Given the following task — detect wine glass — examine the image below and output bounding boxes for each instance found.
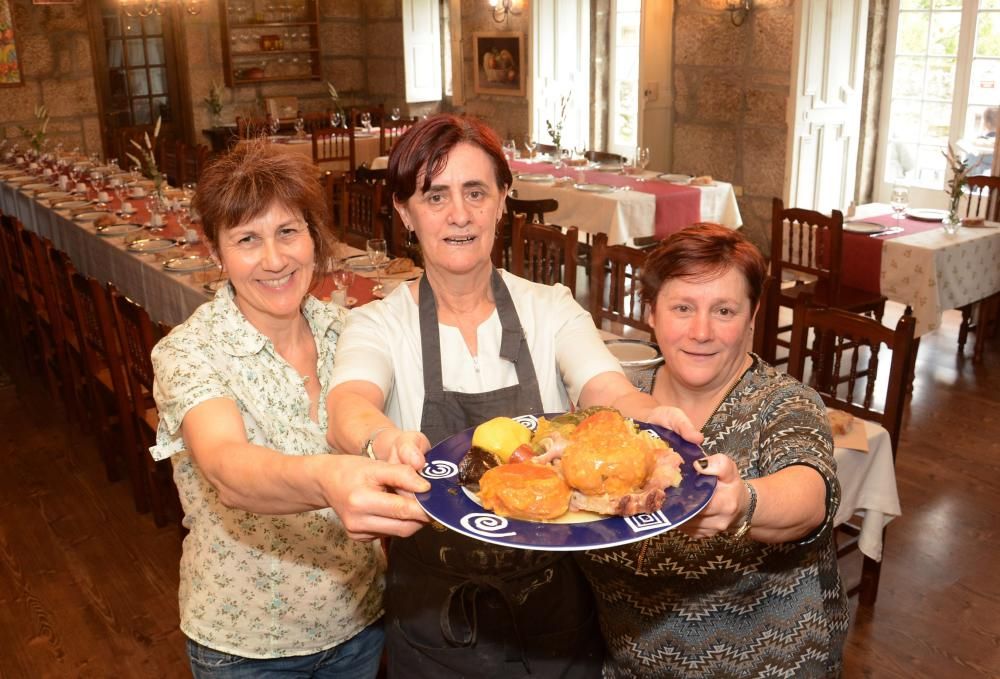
[331,263,356,305]
[366,238,387,292]
[502,138,517,163]
[523,135,537,161]
[294,115,305,138]
[90,170,107,208]
[634,147,651,181]
[390,107,401,122]
[269,116,281,137]
[360,111,372,132]
[330,110,344,128]
[890,184,909,227]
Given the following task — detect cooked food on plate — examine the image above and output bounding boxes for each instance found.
[384,257,414,274]
[826,408,854,436]
[463,407,683,520]
[689,175,714,186]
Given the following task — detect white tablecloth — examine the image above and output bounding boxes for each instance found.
[240,132,382,174]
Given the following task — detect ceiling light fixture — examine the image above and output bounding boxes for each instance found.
[488,0,520,24]
[726,0,752,27]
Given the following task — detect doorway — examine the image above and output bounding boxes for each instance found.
[86,0,189,162]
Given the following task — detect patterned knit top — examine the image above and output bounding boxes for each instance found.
[576,354,849,678]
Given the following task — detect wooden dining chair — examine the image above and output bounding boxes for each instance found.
[111,287,181,528]
[179,143,211,184]
[379,116,417,155]
[957,174,1000,360]
[46,247,88,426]
[312,126,355,174]
[585,150,626,164]
[300,110,330,134]
[787,297,916,607]
[0,214,33,365]
[339,173,386,249]
[157,138,185,186]
[588,232,651,335]
[510,214,579,295]
[68,272,135,489]
[19,229,68,405]
[766,197,888,366]
[496,195,560,269]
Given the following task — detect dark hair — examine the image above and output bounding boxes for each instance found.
[640,223,767,311]
[193,140,335,288]
[387,114,512,203]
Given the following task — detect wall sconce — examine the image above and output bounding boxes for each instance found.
[726,0,752,27]
[488,0,520,24]
[120,0,202,17]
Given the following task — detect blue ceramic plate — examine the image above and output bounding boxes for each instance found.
[414,413,716,551]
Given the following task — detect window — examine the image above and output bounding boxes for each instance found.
[878,0,1000,203]
[608,0,641,159]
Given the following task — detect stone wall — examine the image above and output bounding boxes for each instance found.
[671,0,794,253]
[0,0,102,156]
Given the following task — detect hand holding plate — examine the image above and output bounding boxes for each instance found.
[677,453,744,539]
[643,404,704,444]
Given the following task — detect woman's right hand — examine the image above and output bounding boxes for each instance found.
[380,429,431,471]
[320,455,431,541]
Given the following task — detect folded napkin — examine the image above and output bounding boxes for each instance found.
[828,408,868,453]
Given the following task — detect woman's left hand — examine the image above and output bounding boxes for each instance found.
[676,453,746,539]
[644,405,704,444]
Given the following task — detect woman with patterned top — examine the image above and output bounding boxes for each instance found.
[577,223,849,678]
[150,142,430,678]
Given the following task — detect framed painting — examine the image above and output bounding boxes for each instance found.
[32,1,79,4]
[0,0,22,87]
[473,32,526,97]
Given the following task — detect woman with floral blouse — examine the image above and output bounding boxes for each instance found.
[150,142,429,678]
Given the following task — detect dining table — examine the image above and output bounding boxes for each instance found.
[508,158,743,246]
[840,203,1000,336]
[0,161,417,327]
[240,129,383,175]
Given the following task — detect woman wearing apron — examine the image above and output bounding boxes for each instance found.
[327,114,701,677]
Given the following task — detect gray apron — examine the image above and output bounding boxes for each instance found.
[384,271,604,678]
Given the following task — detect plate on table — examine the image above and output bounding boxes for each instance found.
[905,208,948,222]
[23,182,53,192]
[594,163,623,172]
[844,220,889,234]
[53,199,91,210]
[343,253,381,272]
[38,191,71,201]
[163,255,216,273]
[284,138,311,145]
[73,211,111,223]
[96,222,144,238]
[574,183,616,193]
[7,175,34,184]
[127,237,177,253]
[517,173,556,183]
[414,413,716,551]
[658,173,692,184]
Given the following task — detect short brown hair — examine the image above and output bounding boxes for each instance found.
[640,223,767,311]
[387,114,512,203]
[193,141,335,287]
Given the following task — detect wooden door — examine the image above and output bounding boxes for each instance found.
[786,0,869,213]
[87,0,189,162]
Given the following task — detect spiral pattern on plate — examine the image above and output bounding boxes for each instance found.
[459,512,516,538]
[421,460,458,479]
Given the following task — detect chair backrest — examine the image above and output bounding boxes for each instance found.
[380,116,417,155]
[770,197,845,306]
[19,228,53,316]
[312,126,355,170]
[69,273,129,400]
[496,195,560,268]
[179,143,211,184]
[963,174,1000,221]
[355,166,387,184]
[786,298,916,454]
[47,248,79,345]
[300,111,330,134]
[752,275,777,360]
[339,176,386,249]
[588,232,651,334]
[510,214,578,294]
[110,286,158,422]
[0,213,26,292]
[157,138,185,186]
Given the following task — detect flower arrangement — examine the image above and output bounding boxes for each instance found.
[126,116,165,195]
[19,105,49,153]
[943,143,979,219]
[327,81,346,123]
[545,93,570,149]
[204,81,225,119]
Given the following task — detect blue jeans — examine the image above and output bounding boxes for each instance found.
[186,621,384,679]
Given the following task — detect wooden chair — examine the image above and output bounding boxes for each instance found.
[510,214,579,295]
[312,126,355,173]
[0,214,33,364]
[157,138,184,186]
[496,195,560,269]
[379,116,417,155]
[45,247,88,426]
[65,272,135,487]
[339,174,386,249]
[585,150,626,164]
[787,298,916,608]
[957,174,1000,360]
[18,229,68,404]
[111,287,181,528]
[179,143,211,185]
[588,232,651,334]
[299,111,330,135]
[766,197,887,365]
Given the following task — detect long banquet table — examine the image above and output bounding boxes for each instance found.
[509,159,743,246]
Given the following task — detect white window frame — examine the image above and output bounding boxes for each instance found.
[402,0,443,103]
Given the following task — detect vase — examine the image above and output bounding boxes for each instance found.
[211,111,224,128]
[942,194,962,235]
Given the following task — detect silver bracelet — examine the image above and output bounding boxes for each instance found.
[731,479,757,539]
[362,425,393,460]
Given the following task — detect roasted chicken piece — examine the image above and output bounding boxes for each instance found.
[478,463,571,521]
[560,410,656,497]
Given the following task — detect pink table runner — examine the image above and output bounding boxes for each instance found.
[509,160,701,237]
[841,214,945,294]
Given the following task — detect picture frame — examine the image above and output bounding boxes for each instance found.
[473,32,526,97]
[31,0,79,4]
[0,0,22,87]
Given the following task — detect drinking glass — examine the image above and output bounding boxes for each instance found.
[90,170,107,209]
[390,107,401,122]
[634,147,651,181]
[269,117,281,136]
[523,135,537,161]
[366,238,388,292]
[330,111,344,128]
[502,138,517,163]
[890,185,909,227]
[332,264,355,296]
[360,111,372,132]
[294,116,305,137]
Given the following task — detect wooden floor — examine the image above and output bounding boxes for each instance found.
[0,302,998,678]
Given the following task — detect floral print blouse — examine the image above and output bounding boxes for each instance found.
[150,285,384,659]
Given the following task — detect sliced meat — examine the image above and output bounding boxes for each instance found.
[569,487,666,516]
